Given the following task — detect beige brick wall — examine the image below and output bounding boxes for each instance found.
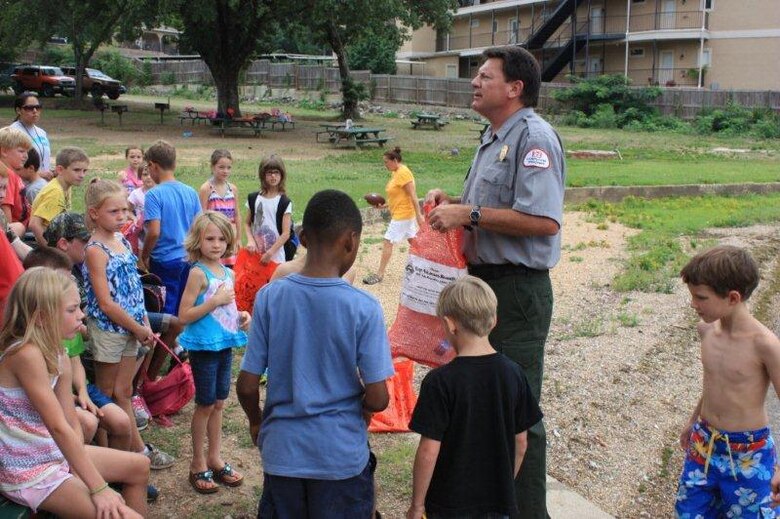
[708,0,780,31]
[707,38,780,89]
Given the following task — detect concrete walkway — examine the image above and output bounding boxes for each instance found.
[548,476,615,518]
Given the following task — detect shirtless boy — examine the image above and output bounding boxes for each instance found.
[676,245,780,518]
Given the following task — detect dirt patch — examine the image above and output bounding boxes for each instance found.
[134,211,780,518]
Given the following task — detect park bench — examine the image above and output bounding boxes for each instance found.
[355,137,390,147]
[411,113,448,130]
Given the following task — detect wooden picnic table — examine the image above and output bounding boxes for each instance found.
[318,126,389,149]
[412,113,447,130]
[211,117,264,138]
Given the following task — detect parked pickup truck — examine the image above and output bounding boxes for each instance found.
[61,67,124,100]
[11,65,75,97]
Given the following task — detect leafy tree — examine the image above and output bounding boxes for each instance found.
[31,0,158,99]
[173,0,273,116]
[0,1,34,62]
[346,26,400,75]
[302,0,456,119]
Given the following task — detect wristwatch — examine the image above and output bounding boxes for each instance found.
[470,205,482,227]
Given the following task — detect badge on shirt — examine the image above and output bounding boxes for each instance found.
[523,148,550,169]
[498,145,509,162]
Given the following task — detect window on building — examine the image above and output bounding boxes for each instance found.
[470,18,480,28]
[631,0,645,3]
[630,48,645,58]
[508,18,519,44]
[703,0,713,10]
[446,64,458,78]
[699,48,711,66]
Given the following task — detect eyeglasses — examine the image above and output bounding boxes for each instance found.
[21,105,42,112]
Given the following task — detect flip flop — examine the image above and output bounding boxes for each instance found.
[211,463,244,487]
[189,470,219,494]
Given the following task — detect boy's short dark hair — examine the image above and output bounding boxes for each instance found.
[302,190,362,243]
[22,246,73,271]
[24,147,40,171]
[482,46,541,108]
[437,275,498,336]
[56,147,89,168]
[680,245,759,300]
[144,140,176,170]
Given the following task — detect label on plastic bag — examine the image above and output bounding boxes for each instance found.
[400,255,468,316]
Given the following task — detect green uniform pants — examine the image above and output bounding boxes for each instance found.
[483,270,553,519]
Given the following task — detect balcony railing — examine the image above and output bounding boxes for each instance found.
[435,10,706,53]
[629,10,707,32]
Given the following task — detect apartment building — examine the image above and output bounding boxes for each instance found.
[396,0,780,90]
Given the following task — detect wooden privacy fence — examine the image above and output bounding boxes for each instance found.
[143,59,779,116]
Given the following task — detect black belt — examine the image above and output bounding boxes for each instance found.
[468,263,549,281]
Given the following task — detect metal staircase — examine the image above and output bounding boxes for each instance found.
[525,0,587,50]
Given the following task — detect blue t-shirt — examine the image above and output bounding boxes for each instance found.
[241,274,395,480]
[144,180,200,263]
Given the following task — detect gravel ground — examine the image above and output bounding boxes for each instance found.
[357,212,780,518]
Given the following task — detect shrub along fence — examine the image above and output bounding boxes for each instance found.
[142,59,779,117]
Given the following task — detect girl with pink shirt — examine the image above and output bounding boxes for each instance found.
[117,146,144,195]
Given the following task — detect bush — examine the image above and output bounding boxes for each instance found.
[169,84,215,101]
[138,61,153,87]
[553,75,663,129]
[553,75,661,121]
[92,50,139,85]
[694,102,779,138]
[161,71,176,86]
[623,114,691,133]
[41,45,71,66]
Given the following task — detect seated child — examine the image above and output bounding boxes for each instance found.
[22,247,134,449]
[237,189,394,518]
[29,147,88,246]
[0,268,149,517]
[0,126,33,238]
[676,245,780,518]
[19,148,45,205]
[407,275,543,519]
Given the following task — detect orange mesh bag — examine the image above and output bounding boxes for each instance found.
[234,249,278,312]
[388,204,468,367]
[369,360,418,433]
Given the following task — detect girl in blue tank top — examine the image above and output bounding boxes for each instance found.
[178,211,251,494]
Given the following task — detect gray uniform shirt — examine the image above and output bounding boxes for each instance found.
[462,107,565,270]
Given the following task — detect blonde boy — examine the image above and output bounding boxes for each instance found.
[29,147,88,245]
[0,126,32,237]
[407,275,543,519]
[676,246,780,517]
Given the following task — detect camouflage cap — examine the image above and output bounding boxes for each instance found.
[44,212,91,246]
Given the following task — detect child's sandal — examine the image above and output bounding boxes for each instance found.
[189,470,219,494]
[211,463,243,487]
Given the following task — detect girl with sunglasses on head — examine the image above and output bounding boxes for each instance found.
[11,92,52,180]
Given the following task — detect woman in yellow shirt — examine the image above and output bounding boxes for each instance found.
[363,147,424,285]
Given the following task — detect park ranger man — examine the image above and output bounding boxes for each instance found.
[427,45,565,519]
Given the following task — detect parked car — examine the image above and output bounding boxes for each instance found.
[0,62,20,93]
[11,65,75,97]
[61,67,124,100]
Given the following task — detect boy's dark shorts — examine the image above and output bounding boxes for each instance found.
[257,458,374,519]
[87,383,114,409]
[189,348,232,406]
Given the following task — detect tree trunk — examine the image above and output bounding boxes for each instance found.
[326,22,359,120]
[208,62,242,117]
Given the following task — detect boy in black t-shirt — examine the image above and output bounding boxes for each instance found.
[407,275,543,519]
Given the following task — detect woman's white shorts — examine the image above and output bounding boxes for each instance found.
[384,218,418,244]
